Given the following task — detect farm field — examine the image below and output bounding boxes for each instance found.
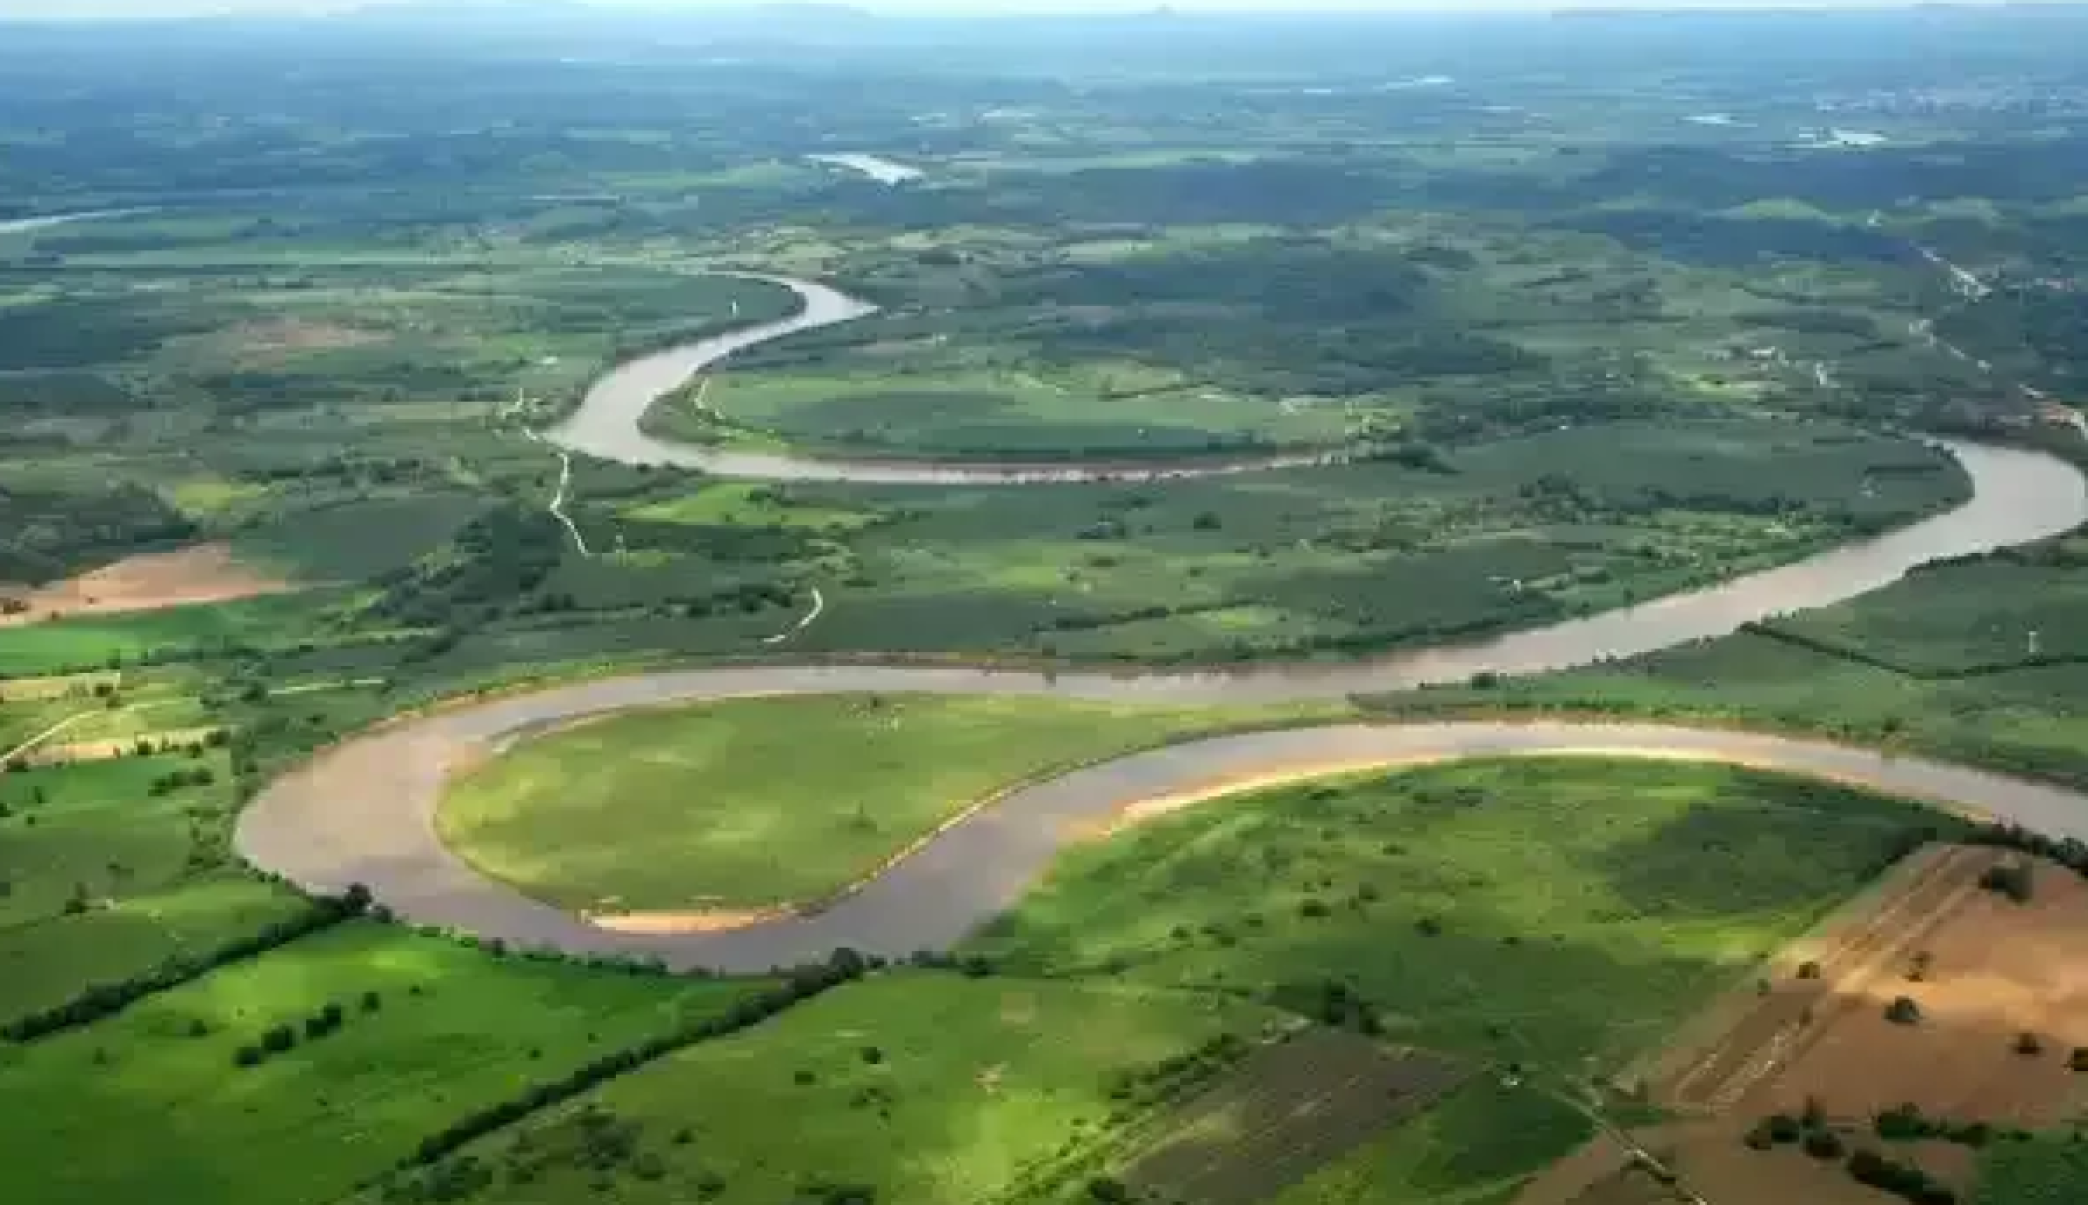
[1121,1028,1468,1205]
[1271,1079,1593,1205]
[0,922,765,1205]
[359,973,1287,1205]
[0,748,317,1025]
[438,693,1345,914]
[1515,841,2088,1205]
[969,758,1951,1070]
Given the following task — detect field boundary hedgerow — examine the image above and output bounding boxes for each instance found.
[0,884,371,1042]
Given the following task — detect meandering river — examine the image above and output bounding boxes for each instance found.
[240,273,2088,971]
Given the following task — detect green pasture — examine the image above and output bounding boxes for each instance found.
[0,923,762,1205]
[971,757,1949,1070]
[365,972,1278,1205]
[439,693,1343,912]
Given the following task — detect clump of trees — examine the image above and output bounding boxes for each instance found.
[1748,1101,1964,1204]
[232,1001,357,1068]
[1846,1149,1958,1205]
[1872,1103,2023,1148]
[148,766,216,796]
[1103,1031,1251,1109]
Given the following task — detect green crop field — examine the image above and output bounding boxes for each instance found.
[1266,1079,1593,1205]
[0,922,765,1205]
[440,693,1341,912]
[971,758,1949,1069]
[1974,1133,2088,1205]
[0,751,314,1025]
[360,972,1284,1205]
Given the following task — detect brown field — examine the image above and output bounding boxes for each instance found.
[23,726,226,767]
[1525,842,2088,1205]
[1124,1028,1467,1205]
[223,318,385,364]
[1657,844,2088,1125]
[0,544,292,627]
[0,671,123,703]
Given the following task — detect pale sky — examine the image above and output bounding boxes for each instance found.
[0,0,2047,19]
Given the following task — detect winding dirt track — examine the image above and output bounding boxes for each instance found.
[236,273,2088,972]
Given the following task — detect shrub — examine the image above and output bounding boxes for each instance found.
[1766,1113,1802,1144]
[1797,960,1823,980]
[1980,861,2035,904]
[1885,996,1923,1026]
[1805,1129,1847,1160]
[860,1045,884,1066]
[2016,1031,2043,1056]
[1846,1146,1957,1204]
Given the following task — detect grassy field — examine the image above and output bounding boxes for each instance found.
[645,358,1352,459]
[439,693,1343,913]
[0,750,315,1025]
[360,972,1283,1205]
[969,757,1949,1071]
[1975,1133,2088,1204]
[0,922,763,1205]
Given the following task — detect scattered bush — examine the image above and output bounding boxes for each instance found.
[2016,1031,2044,1056]
[1980,861,2036,904]
[1885,996,1923,1026]
[1805,1129,1847,1160]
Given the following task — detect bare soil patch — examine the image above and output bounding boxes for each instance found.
[1528,842,2088,1205]
[1124,1029,1467,1205]
[223,318,385,363]
[583,906,791,935]
[24,726,225,767]
[1652,843,2088,1126]
[0,544,292,627]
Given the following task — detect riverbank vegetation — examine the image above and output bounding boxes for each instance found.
[1363,528,2088,794]
[9,8,2088,1205]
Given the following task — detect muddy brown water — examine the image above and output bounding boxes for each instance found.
[239,274,2088,972]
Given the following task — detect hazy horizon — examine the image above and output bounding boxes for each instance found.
[1,0,2068,20]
